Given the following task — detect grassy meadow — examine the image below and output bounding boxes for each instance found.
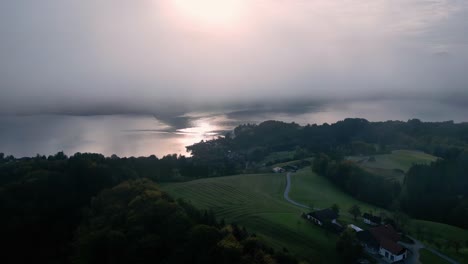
[410,220,468,263]
[347,150,438,182]
[287,168,390,224]
[348,150,438,172]
[419,248,452,264]
[162,173,340,263]
[162,153,467,263]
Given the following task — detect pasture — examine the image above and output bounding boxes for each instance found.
[162,164,467,263]
[287,168,390,223]
[419,249,451,264]
[410,220,468,264]
[162,173,340,263]
[347,150,437,172]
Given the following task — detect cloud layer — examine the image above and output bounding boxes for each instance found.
[1,0,467,115]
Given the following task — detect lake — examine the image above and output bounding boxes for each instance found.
[1,100,466,157]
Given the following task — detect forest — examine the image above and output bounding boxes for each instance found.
[187,118,468,175]
[0,154,298,263]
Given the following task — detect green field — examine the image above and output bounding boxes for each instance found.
[362,166,406,182]
[162,163,467,263]
[348,150,438,172]
[410,220,468,264]
[270,157,314,169]
[162,173,340,263]
[288,168,390,224]
[420,248,451,264]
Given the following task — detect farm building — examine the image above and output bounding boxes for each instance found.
[307,208,338,226]
[363,213,382,226]
[357,225,407,263]
[272,167,285,173]
[348,224,363,232]
[306,208,343,232]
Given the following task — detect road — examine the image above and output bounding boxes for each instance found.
[406,236,460,264]
[399,239,424,264]
[283,172,310,209]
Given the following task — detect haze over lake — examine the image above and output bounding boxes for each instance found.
[2,100,466,158]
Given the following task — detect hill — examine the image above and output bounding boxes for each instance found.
[347,150,438,182]
[348,149,438,171]
[162,173,340,263]
[162,168,468,263]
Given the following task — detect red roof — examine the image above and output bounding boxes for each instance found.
[370,225,400,242]
[380,238,405,255]
[370,225,405,255]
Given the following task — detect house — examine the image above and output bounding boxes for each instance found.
[357,230,380,255]
[363,213,382,226]
[378,238,407,263]
[306,208,338,226]
[306,208,343,232]
[357,225,407,263]
[272,167,285,173]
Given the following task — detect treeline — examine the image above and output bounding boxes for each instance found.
[0,154,300,264]
[312,154,401,208]
[0,151,216,184]
[401,150,468,228]
[188,119,468,171]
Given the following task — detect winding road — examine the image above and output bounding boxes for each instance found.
[283,172,311,209]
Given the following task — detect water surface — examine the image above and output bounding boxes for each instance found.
[1,100,466,157]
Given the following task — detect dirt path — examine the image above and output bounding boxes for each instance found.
[399,239,424,264]
[406,236,460,264]
[283,172,310,209]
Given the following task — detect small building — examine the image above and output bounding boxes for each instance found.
[306,208,343,233]
[348,224,363,232]
[272,167,285,173]
[306,208,338,226]
[363,213,382,226]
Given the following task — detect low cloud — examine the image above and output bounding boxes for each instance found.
[0,0,467,118]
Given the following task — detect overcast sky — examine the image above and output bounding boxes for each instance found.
[1,0,467,116]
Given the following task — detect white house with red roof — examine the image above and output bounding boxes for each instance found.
[357,225,407,263]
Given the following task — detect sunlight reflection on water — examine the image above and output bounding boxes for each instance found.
[0,100,466,157]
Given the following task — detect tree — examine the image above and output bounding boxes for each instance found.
[312,153,330,175]
[451,240,461,253]
[294,147,308,160]
[332,204,340,214]
[349,205,361,221]
[393,211,410,231]
[336,228,363,262]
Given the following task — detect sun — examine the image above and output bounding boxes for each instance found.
[167,0,248,30]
